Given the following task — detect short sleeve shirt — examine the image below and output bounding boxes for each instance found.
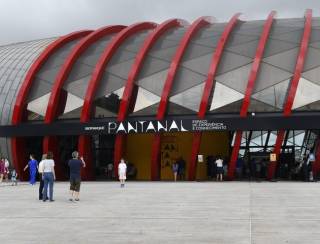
[43,159,55,173]
[118,163,127,174]
[68,159,82,180]
[216,159,223,167]
[38,160,44,173]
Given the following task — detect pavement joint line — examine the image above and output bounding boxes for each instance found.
[249,182,252,244]
[0,216,252,220]
[2,216,320,221]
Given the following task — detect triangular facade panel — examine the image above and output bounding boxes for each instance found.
[27,93,51,116]
[263,39,299,58]
[253,63,292,93]
[270,29,303,44]
[248,98,281,112]
[226,40,259,58]
[252,79,289,109]
[95,73,126,99]
[302,65,320,86]
[303,47,320,72]
[181,53,212,76]
[182,44,214,62]
[64,93,84,114]
[292,77,320,109]
[137,69,169,96]
[216,51,252,75]
[170,67,206,96]
[169,83,205,112]
[209,82,244,111]
[137,56,170,79]
[133,87,161,112]
[216,63,252,94]
[263,48,299,72]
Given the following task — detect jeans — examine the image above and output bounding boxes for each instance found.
[39,173,45,200]
[43,172,54,201]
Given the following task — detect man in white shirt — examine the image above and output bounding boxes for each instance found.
[118,159,127,188]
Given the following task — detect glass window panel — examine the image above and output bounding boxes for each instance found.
[249,147,263,152]
[293,132,305,147]
[239,149,245,156]
[268,131,277,146]
[261,131,268,145]
[241,135,247,146]
[92,87,124,118]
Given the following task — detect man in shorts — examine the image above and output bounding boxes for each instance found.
[68,151,86,201]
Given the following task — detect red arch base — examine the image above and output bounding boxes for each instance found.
[78,135,94,180]
[187,14,241,181]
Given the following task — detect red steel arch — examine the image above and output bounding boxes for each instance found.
[188,13,241,181]
[11,30,92,180]
[113,19,187,180]
[267,9,312,180]
[42,25,126,180]
[227,11,276,180]
[148,17,213,180]
[78,22,157,179]
[117,19,187,121]
[44,25,126,123]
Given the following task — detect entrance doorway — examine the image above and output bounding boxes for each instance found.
[25,136,43,162]
[232,130,319,181]
[58,135,78,178]
[92,134,115,180]
[23,136,43,180]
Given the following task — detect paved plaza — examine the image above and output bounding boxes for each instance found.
[1,181,320,243]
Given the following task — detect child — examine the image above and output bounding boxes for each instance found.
[11,169,18,186]
[118,159,127,188]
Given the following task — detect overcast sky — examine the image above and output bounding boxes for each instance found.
[1,0,320,45]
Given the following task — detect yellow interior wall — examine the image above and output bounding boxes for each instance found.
[196,131,230,180]
[125,133,152,180]
[160,132,194,180]
[124,131,229,181]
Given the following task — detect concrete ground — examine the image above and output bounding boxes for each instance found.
[0,181,320,244]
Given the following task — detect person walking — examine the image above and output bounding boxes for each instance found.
[38,154,47,200]
[177,157,186,180]
[42,152,55,202]
[172,160,179,182]
[68,151,86,202]
[106,162,113,180]
[215,156,224,181]
[4,158,10,182]
[118,159,127,188]
[23,154,38,185]
[0,158,5,183]
[11,168,18,186]
[307,152,316,181]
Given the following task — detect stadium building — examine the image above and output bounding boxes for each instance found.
[0,10,320,181]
